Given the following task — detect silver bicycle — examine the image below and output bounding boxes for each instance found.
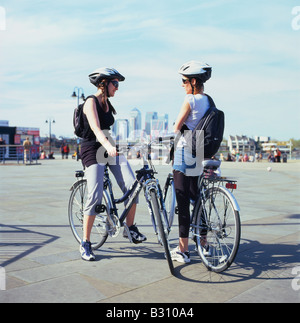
[162,146,241,272]
[68,143,175,275]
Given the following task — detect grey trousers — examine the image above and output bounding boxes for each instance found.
[84,155,137,216]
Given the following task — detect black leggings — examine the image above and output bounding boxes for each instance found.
[173,170,198,238]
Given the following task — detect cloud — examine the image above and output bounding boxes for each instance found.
[0,0,299,140]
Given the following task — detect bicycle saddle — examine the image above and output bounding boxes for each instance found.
[202,159,221,170]
[75,170,85,178]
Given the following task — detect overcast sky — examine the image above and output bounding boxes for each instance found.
[0,0,299,140]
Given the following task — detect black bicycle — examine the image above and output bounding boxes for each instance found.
[68,143,174,275]
[162,138,241,273]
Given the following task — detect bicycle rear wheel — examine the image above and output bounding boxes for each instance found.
[194,186,240,272]
[68,179,110,250]
[163,174,176,228]
[150,190,175,276]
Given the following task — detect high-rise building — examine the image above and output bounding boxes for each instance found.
[158,114,168,132]
[129,108,142,139]
[150,114,169,138]
[151,119,164,138]
[145,112,158,135]
[113,119,129,141]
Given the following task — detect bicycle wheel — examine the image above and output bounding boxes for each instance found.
[150,190,175,276]
[163,174,176,228]
[68,179,110,250]
[193,186,241,273]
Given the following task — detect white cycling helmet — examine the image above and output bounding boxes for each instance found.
[89,67,125,87]
[179,61,212,83]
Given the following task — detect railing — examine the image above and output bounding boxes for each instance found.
[0,145,39,164]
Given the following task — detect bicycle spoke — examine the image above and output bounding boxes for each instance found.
[72,195,83,209]
[194,186,240,272]
[68,180,109,250]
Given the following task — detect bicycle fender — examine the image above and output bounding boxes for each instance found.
[218,186,240,212]
[69,179,86,191]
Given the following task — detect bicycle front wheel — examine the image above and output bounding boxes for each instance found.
[68,179,110,250]
[163,174,176,228]
[194,186,241,273]
[150,190,175,276]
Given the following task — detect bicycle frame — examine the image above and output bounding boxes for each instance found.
[103,165,147,225]
[100,152,171,238]
[69,142,175,275]
[191,171,240,237]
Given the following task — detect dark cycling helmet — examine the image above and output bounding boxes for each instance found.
[179,60,212,83]
[89,67,125,87]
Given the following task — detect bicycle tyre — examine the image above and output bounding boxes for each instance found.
[150,190,175,276]
[193,186,241,273]
[68,179,110,250]
[163,174,176,228]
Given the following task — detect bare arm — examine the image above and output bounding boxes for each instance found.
[83,98,117,157]
[173,99,191,133]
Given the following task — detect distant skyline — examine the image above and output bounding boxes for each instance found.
[0,1,299,141]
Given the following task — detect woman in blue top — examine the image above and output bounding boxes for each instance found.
[171,61,212,264]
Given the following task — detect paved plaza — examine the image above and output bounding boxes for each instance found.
[0,157,299,303]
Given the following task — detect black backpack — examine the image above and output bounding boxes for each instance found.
[191,94,224,158]
[171,94,224,161]
[73,95,96,138]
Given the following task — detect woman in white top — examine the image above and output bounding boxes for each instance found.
[171,61,212,264]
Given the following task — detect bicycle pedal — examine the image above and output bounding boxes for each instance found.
[106,214,121,238]
[156,233,163,246]
[123,224,133,243]
[219,255,228,263]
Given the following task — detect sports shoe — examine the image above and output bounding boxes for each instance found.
[170,246,191,263]
[79,240,96,261]
[200,235,212,257]
[202,244,212,257]
[193,235,211,256]
[123,224,147,244]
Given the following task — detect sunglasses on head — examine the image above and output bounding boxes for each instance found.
[110,80,119,88]
[182,78,190,84]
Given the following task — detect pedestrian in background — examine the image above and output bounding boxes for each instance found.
[23,137,31,163]
[63,144,70,159]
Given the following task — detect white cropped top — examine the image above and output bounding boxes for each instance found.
[184,94,210,130]
[177,94,210,148]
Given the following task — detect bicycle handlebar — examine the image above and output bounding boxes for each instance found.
[114,135,176,166]
[157,134,175,144]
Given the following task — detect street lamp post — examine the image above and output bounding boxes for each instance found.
[45,118,55,155]
[71,87,85,107]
